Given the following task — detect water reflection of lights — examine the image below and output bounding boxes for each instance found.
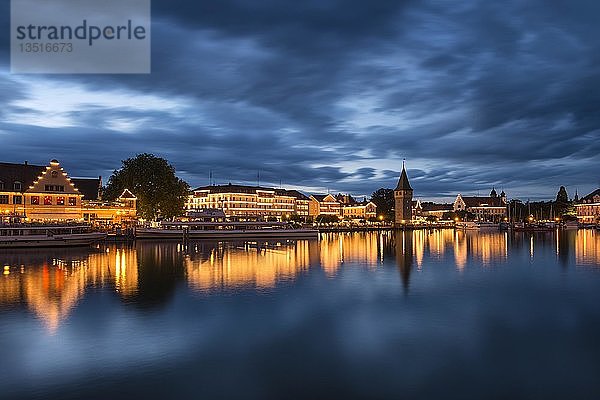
[185,240,312,291]
[576,230,600,267]
[0,246,139,333]
[2,230,599,333]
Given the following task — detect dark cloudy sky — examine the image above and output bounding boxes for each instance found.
[1,0,599,201]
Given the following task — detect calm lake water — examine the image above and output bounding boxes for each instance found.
[1,229,600,399]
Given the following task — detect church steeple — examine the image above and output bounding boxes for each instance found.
[394,160,413,225]
[395,160,412,191]
[490,187,498,197]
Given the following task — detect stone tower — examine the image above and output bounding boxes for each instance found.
[394,161,413,226]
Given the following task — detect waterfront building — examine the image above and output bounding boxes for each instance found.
[0,160,136,223]
[187,184,308,221]
[412,199,423,218]
[453,188,507,222]
[394,163,413,225]
[78,179,138,225]
[575,189,600,223]
[421,202,454,219]
[279,189,310,219]
[308,194,341,218]
[335,194,377,220]
[0,160,84,221]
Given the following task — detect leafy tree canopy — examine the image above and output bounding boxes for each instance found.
[370,188,394,221]
[556,186,569,204]
[104,153,190,220]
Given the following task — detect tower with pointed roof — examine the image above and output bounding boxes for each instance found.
[394,161,413,225]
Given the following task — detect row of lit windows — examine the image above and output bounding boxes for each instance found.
[577,206,600,215]
[0,182,22,191]
[45,184,65,192]
[0,195,77,206]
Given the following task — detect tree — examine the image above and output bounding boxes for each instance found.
[556,186,569,204]
[104,153,190,220]
[370,188,394,221]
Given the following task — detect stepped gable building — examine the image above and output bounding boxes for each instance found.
[575,189,600,223]
[187,183,309,221]
[0,159,84,221]
[0,160,136,223]
[394,162,413,225]
[453,188,507,222]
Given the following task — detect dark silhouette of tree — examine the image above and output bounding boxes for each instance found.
[104,153,190,220]
[370,188,394,221]
[556,186,569,203]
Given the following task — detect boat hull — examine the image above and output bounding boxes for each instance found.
[0,233,107,249]
[136,228,319,240]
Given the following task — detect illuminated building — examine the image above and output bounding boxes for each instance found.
[0,160,84,221]
[308,194,341,218]
[79,184,138,225]
[453,188,507,222]
[187,184,309,221]
[575,189,600,223]
[394,163,413,225]
[0,160,136,223]
[336,194,377,220]
[420,202,454,220]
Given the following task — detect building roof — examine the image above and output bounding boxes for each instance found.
[119,189,136,199]
[395,166,412,191]
[422,203,454,212]
[275,189,310,200]
[71,177,102,201]
[580,189,600,203]
[311,194,338,203]
[460,196,505,207]
[192,184,278,194]
[192,184,311,200]
[0,162,46,192]
[335,193,358,205]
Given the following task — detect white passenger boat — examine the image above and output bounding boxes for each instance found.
[136,221,319,240]
[455,221,499,231]
[0,224,107,249]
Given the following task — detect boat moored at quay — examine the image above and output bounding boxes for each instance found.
[0,224,107,249]
[455,221,499,231]
[136,221,319,240]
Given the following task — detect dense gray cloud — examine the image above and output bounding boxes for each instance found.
[0,0,599,200]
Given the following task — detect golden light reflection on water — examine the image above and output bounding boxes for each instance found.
[184,241,312,291]
[575,229,600,267]
[1,229,600,332]
[0,247,138,333]
[318,233,380,276]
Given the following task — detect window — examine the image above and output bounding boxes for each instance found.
[14,182,22,191]
[31,196,39,205]
[57,197,65,206]
[59,185,65,192]
[13,195,22,205]
[69,197,77,206]
[0,195,8,204]
[44,196,52,205]
[51,170,58,178]
[0,181,4,190]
